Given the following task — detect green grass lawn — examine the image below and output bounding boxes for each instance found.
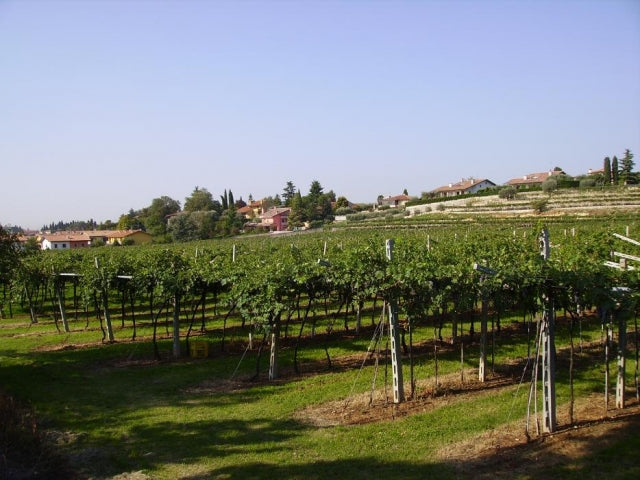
[1,308,638,479]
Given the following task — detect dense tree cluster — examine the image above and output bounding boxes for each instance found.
[602,149,636,185]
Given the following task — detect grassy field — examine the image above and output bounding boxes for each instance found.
[2,299,639,479]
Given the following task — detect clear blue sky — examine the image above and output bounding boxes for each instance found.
[1,0,639,230]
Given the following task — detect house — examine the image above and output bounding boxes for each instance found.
[237,205,254,219]
[106,230,152,246]
[40,233,90,250]
[432,178,496,198]
[259,207,291,231]
[505,170,564,188]
[84,230,117,245]
[379,194,413,208]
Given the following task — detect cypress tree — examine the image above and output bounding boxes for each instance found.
[603,157,611,185]
[612,156,619,184]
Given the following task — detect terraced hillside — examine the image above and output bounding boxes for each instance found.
[406,186,640,217]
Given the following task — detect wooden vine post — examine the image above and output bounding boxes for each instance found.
[386,239,405,403]
[539,228,557,433]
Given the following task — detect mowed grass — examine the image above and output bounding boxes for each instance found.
[0,306,637,479]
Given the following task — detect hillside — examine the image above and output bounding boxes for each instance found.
[406,186,640,217]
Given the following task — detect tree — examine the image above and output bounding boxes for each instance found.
[541,178,557,194]
[403,188,408,195]
[117,209,142,230]
[603,157,612,185]
[498,186,517,200]
[217,208,243,237]
[141,196,181,237]
[335,196,350,209]
[167,213,199,242]
[308,180,324,200]
[288,191,307,228]
[619,149,635,185]
[184,187,215,212]
[0,226,21,316]
[612,156,619,184]
[282,181,296,206]
[531,198,549,214]
[220,190,228,211]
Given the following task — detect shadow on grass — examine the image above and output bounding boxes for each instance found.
[190,458,453,480]
[173,412,640,480]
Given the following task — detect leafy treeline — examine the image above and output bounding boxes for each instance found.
[36,179,356,241]
[2,220,638,373]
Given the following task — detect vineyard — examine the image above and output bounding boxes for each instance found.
[1,215,640,478]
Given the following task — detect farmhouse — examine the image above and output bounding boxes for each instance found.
[40,233,90,250]
[106,230,152,246]
[505,170,564,188]
[432,178,496,198]
[379,194,413,208]
[259,207,291,231]
[39,230,152,249]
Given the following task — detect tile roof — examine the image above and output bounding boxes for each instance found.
[382,194,412,202]
[432,178,494,193]
[106,230,148,239]
[260,207,291,219]
[505,171,562,186]
[41,233,90,242]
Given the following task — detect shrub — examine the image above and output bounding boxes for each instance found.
[579,178,596,188]
[531,198,549,214]
[498,186,517,200]
[334,207,354,215]
[541,178,557,194]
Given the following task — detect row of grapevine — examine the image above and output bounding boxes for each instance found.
[4,224,639,417]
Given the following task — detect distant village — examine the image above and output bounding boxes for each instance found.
[4,162,631,250]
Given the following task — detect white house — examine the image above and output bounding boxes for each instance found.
[40,233,90,250]
[432,178,496,197]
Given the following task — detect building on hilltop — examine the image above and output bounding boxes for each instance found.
[378,194,414,208]
[505,170,565,188]
[431,178,496,198]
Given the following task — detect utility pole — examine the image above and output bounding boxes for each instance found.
[539,228,557,433]
[386,239,405,403]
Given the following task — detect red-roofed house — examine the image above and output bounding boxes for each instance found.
[432,178,496,198]
[505,170,564,188]
[379,194,413,208]
[259,207,291,231]
[40,233,90,250]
